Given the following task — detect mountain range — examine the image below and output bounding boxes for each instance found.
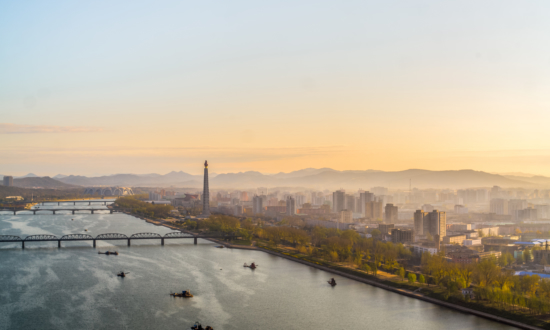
[4,168,550,190]
[48,168,550,190]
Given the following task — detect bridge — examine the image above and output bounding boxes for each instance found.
[0,209,120,215]
[0,232,237,249]
[84,187,134,196]
[40,200,113,206]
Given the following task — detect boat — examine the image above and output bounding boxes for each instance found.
[84,229,88,232]
[215,245,224,249]
[98,251,119,255]
[117,271,129,277]
[171,290,193,298]
[190,322,213,330]
[243,262,257,269]
[328,278,337,286]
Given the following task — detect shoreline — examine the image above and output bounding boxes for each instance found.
[129,212,542,330]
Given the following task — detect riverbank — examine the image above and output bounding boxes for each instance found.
[129,213,545,330]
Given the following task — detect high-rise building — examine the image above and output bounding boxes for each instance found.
[201,160,210,217]
[3,176,13,187]
[371,187,388,196]
[252,195,263,215]
[414,210,426,236]
[423,210,446,240]
[286,196,296,216]
[384,204,398,223]
[490,198,508,215]
[359,191,375,215]
[295,194,305,208]
[332,190,345,213]
[508,199,528,220]
[345,194,356,213]
[365,201,383,220]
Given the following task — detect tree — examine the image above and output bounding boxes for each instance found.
[408,273,417,284]
[363,264,371,274]
[371,229,381,238]
[399,267,405,281]
[474,258,500,287]
[418,274,426,285]
[524,249,533,263]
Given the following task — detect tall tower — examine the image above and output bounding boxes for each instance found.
[202,160,210,217]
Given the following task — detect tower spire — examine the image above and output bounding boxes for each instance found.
[201,160,210,217]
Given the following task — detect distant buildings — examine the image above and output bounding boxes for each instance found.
[490,198,508,215]
[384,204,398,223]
[379,223,395,235]
[252,195,263,215]
[149,191,161,201]
[286,196,296,216]
[2,176,13,187]
[454,205,468,214]
[414,210,446,240]
[359,191,374,215]
[391,229,413,244]
[339,209,353,223]
[332,190,345,213]
[365,201,383,220]
[508,199,528,220]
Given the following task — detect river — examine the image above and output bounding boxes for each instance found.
[0,201,517,329]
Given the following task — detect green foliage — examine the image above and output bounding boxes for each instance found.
[418,274,426,284]
[408,273,417,284]
[115,196,173,219]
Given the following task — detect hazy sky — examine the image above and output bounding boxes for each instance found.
[1,1,550,176]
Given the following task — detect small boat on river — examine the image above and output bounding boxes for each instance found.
[117,271,129,277]
[98,251,118,255]
[215,245,224,249]
[171,290,193,298]
[190,322,213,330]
[328,278,337,286]
[243,262,257,269]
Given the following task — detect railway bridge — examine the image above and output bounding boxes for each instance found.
[0,208,119,215]
[0,232,237,249]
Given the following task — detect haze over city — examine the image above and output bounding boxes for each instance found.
[2,1,550,330]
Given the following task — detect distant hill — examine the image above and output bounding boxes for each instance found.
[13,177,78,189]
[58,171,199,187]
[0,185,84,199]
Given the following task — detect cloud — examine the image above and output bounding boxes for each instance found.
[0,123,104,134]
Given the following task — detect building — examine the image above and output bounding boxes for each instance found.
[447,223,472,231]
[443,234,466,245]
[463,239,482,246]
[286,196,296,216]
[332,190,345,213]
[2,176,13,187]
[384,204,398,223]
[252,195,263,215]
[391,229,413,244]
[234,205,244,216]
[508,199,528,220]
[379,223,395,235]
[201,160,211,217]
[359,191,374,215]
[149,191,161,201]
[414,210,427,236]
[454,205,468,214]
[535,204,550,219]
[423,210,446,240]
[490,198,508,215]
[517,208,538,221]
[339,209,353,223]
[412,245,438,255]
[265,205,286,215]
[345,194,356,213]
[365,201,383,220]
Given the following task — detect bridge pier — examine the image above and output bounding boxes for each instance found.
[33,210,36,215]
[91,210,94,214]
[110,210,113,214]
[22,241,24,249]
[128,239,131,246]
[161,238,164,246]
[53,210,56,215]
[13,211,16,215]
[58,202,60,206]
[74,202,76,205]
[89,202,91,205]
[58,240,61,248]
[194,237,197,245]
[72,210,75,215]
[93,240,96,248]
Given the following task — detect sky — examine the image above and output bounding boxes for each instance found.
[1,0,550,176]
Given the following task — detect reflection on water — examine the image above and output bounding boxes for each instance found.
[0,203,517,330]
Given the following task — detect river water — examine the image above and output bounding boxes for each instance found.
[0,201,516,330]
